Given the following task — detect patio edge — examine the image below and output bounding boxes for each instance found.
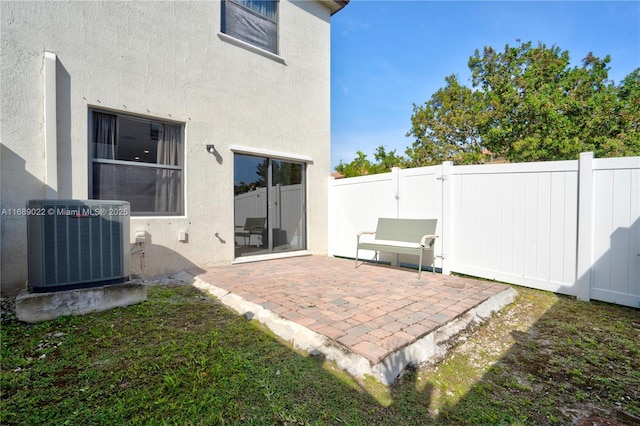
[188,272,375,380]
[371,286,519,384]
[186,271,518,386]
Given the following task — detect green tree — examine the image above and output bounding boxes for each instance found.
[613,68,640,156]
[337,41,640,176]
[465,42,639,162]
[334,146,405,178]
[371,145,406,173]
[334,151,374,177]
[406,74,486,166]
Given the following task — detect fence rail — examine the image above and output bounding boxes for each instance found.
[328,153,640,308]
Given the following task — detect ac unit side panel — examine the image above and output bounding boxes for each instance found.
[27,211,45,288]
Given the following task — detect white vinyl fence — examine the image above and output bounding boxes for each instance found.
[328,152,640,308]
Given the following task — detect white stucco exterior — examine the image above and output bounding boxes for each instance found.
[1,0,346,295]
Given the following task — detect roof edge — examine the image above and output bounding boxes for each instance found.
[330,0,349,15]
[318,0,349,16]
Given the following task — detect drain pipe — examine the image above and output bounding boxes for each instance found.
[43,52,58,198]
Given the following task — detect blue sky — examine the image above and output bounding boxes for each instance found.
[330,0,640,170]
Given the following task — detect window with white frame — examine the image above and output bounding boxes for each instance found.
[222,0,278,54]
[90,110,184,216]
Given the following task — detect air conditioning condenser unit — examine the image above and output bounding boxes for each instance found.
[27,199,131,293]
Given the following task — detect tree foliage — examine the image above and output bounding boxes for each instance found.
[334,146,405,178]
[464,42,639,162]
[336,41,640,175]
[405,74,486,167]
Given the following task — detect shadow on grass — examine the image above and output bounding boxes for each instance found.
[1,284,638,425]
[420,292,640,425]
[1,284,429,424]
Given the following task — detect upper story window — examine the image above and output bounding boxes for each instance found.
[90,110,184,216]
[222,0,278,54]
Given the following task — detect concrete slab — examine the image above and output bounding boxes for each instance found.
[189,256,517,385]
[15,282,147,323]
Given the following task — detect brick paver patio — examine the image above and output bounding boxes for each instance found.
[189,255,515,384]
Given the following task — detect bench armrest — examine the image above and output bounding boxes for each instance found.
[357,231,375,243]
[420,234,438,247]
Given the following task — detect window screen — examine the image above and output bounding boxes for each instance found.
[222,0,278,54]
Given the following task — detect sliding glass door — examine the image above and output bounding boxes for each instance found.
[234,154,306,258]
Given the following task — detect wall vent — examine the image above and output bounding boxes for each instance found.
[27,200,131,293]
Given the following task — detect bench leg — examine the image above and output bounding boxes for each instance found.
[432,254,435,274]
[418,250,423,279]
[355,248,381,269]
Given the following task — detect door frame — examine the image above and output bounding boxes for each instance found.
[231,146,309,261]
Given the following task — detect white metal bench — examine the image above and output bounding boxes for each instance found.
[355,218,438,278]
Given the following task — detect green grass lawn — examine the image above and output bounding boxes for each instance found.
[1,284,638,425]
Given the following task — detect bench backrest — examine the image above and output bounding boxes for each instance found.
[243,217,266,231]
[375,218,437,243]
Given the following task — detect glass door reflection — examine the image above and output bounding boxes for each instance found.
[271,160,305,252]
[234,155,268,257]
[234,154,306,258]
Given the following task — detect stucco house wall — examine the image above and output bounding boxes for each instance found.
[1,0,346,295]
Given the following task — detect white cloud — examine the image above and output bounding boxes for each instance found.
[337,79,350,94]
[337,15,370,37]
